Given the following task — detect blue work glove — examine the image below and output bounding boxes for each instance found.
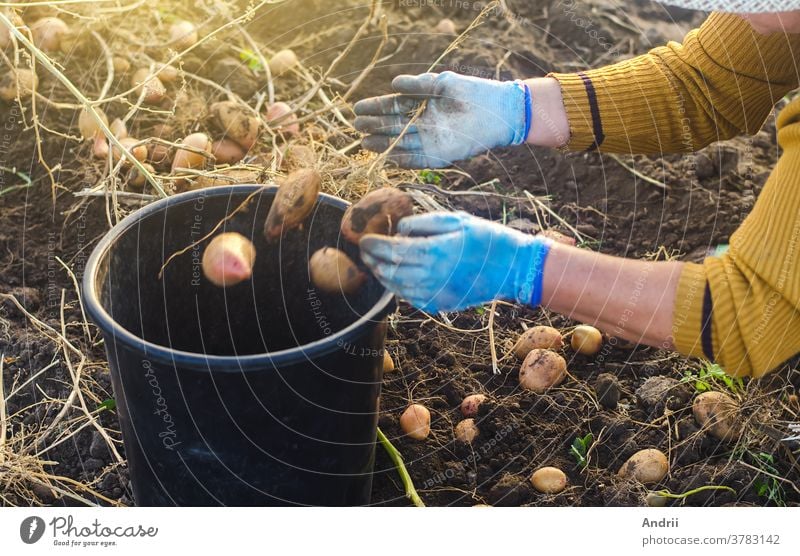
[353,72,532,168]
[359,212,552,313]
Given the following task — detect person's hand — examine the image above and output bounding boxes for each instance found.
[353,72,531,168]
[359,212,552,313]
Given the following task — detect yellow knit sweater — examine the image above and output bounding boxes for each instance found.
[550,13,800,377]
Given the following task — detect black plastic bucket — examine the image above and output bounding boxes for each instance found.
[82,185,395,506]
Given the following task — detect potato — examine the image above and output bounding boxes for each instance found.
[0,69,38,102]
[400,404,431,440]
[157,64,179,84]
[202,232,256,287]
[131,68,166,104]
[78,107,108,140]
[454,419,479,444]
[31,17,69,51]
[147,143,172,168]
[309,247,365,295]
[340,188,414,243]
[435,18,457,34]
[383,351,395,373]
[645,492,668,507]
[460,394,487,418]
[172,132,212,172]
[692,391,741,442]
[513,326,563,359]
[109,118,127,140]
[519,349,567,393]
[263,168,321,240]
[169,20,198,51]
[268,49,298,76]
[617,449,669,485]
[530,466,567,494]
[211,138,246,165]
[112,137,147,164]
[280,144,316,171]
[210,101,260,150]
[571,324,602,355]
[126,163,155,191]
[112,56,131,74]
[92,135,109,159]
[265,102,300,137]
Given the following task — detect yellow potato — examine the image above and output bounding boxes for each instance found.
[383,351,395,373]
[210,101,260,150]
[518,349,567,393]
[263,168,321,240]
[340,188,414,243]
[169,20,198,51]
[309,248,365,295]
[268,49,298,76]
[0,69,38,102]
[126,163,155,191]
[617,449,669,485]
[435,18,457,34]
[530,467,567,494]
[131,68,166,104]
[571,324,603,355]
[171,132,212,172]
[112,137,148,164]
[201,232,256,287]
[400,404,430,440]
[78,107,109,140]
[454,419,479,444]
[31,17,69,51]
[513,326,563,359]
[692,391,741,442]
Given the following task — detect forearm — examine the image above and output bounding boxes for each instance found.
[540,243,683,348]
[522,77,569,148]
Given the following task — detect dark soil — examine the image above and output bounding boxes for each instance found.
[1,0,799,507]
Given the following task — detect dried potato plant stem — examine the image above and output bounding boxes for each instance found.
[0,12,166,198]
[488,300,499,375]
[0,358,7,465]
[368,1,500,176]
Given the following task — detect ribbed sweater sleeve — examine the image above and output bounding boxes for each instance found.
[672,99,800,378]
[548,13,800,153]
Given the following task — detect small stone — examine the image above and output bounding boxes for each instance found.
[594,373,621,410]
[89,431,109,459]
[31,483,56,504]
[712,146,739,175]
[694,153,715,179]
[83,458,104,472]
[636,376,692,416]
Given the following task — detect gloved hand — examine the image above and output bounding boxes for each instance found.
[353,72,532,168]
[359,211,552,313]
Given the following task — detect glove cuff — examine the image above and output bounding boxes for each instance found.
[514,236,553,306]
[510,81,532,146]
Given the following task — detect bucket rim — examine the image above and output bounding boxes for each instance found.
[82,184,396,372]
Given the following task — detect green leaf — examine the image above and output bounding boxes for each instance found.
[238,48,263,72]
[419,169,442,185]
[98,398,116,411]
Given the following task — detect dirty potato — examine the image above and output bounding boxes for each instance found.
[263,168,321,240]
[519,349,567,394]
[340,188,414,243]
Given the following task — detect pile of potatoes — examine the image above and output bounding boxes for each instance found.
[0,13,306,193]
[514,324,602,394]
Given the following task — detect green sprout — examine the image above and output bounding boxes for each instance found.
[239,48,263,72]
[751,452,786,506]
[681,362,744,394]
[419,169,442,185]
[570,432,593,469]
